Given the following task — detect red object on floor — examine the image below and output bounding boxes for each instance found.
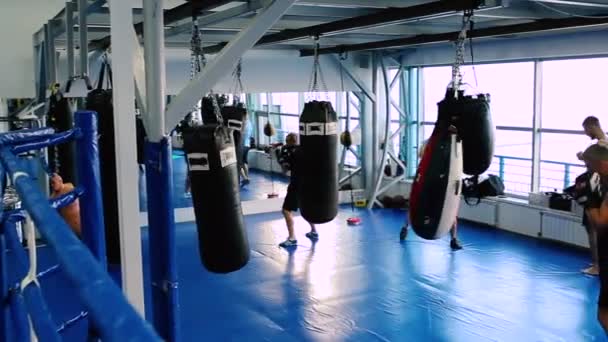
[347,217,362,225]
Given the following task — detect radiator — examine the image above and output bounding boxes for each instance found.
[540,212,588,248]
[458,200,496,226]
[497,203,540,237]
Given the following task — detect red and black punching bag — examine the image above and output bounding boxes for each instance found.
[182,124,250,273]
[298,101,339,224]
[438,88,494,176]
[409,125,463,240]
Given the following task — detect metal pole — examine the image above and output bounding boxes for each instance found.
[164,0,298,130]
[78,0,89,77]
[371,53,379,196]
[74,111,106,267]
[143,0,180,340]
[531,61,542,193]
[108,0,146,316]
[66,2,75,79]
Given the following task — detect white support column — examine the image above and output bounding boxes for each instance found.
[108,0,145,316]
[165,0,297,130]
[78,0,89,77]
[531,61,543,193]
[65,2,75,79]
[143,0,166,140]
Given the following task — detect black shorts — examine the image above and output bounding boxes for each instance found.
[599,236,608,307]
[242,147,250,165]
[583,209,589,228]
[282,180,298,212]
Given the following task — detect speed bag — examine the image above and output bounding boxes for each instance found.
[221,105,247,168]
[298,101,339,224]
[409,129,463,240]
[48,94,77,184]
[438,89,494,176]
[85,88,121,265]
[182,124,250,273]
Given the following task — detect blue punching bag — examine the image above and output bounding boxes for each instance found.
[438,88,494,176]
[298,101,339,224]
[183,124,250,273]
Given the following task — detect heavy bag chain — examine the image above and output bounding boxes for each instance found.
[306,36,329,100]
[451,10,474,97]
[230,59,245,106]
[190,14,206,124]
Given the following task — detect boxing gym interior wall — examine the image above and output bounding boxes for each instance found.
[4,1,608,341]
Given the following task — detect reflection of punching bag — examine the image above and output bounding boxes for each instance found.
[409,127,463,240]
[438,89,494,176]
[183,124,249,273]
[48,91,77,184]
[221,105,247,173]
[298,101,339,224]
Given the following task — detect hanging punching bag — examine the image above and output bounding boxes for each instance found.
[85,62,121,265]
[221,104,247,178]
[298,100,339,224]
[409,126,463,240]
[438,88,494,176]
[183,124,249,273]
[47,89,77,184]
[200,96,220,125]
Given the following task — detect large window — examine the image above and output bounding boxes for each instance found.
[538,58,607,191]
[420,62,535,195]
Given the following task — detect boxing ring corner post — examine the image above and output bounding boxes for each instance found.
[0,147,162,341]
[142,0,180,340]
[74,110,107,268]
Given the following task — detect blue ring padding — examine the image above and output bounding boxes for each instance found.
[49,187,84,210]
[3,213,61,342]
[0,147,161,341]
[144,138,180,341]
[0,233,8,342]
[0,128,55,146]
[8,288,30,342]
[74,111,106,266]
[11,129,80,155]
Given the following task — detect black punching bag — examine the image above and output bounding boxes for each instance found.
[298,101,339,224]
[221,105,247,176]
[85,72,121,265]
[47,90,77,184]
[438,88,494,176]
[183,124,250,273]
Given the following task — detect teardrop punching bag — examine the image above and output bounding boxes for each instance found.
[298,101,339,224]
[183,124,250,273]
[409,126,463,240]
[438,88,494,176]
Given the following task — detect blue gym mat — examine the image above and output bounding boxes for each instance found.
[11,207,607,340]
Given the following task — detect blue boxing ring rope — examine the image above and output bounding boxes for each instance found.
[0,111,161,341]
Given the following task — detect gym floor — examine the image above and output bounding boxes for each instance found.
[10,207,606,341]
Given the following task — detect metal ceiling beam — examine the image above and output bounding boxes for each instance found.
[89,0,231,50]
[299,16,608,56]
[296,0,427,8]
[202,0,501,52]
[165,0,268,38]
[532,0,608,8]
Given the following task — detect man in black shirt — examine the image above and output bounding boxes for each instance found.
[276,133,317,248]
[581,143,608,334]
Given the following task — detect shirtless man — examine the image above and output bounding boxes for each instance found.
[50,173,81,237]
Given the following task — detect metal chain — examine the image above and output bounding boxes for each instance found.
[231,59,245,104]
[451,10,474,96]
[189,15,207,124]
[307,36,329,99]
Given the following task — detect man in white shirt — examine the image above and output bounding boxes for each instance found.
[400,138,463,250]
[577,116,607,276]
